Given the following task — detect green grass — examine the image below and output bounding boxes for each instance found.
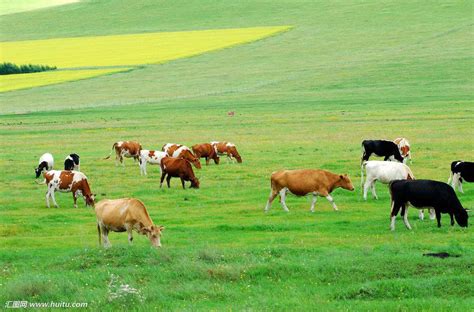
[0,0,473,310]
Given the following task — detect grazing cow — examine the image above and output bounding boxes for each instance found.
[448,161,474,193]
[361,161,433,220]
[43,170,95,208]
[361,140,404,165]
[192,143,220,165]
[393,137,411,163]
[64,153,80,171]
[162,143,201,169]
[389,180,468,230]
[104,141,142,166]
[160,157,200,189]
[139,150,167,175]
[211,141,242,163]
[95,198,164,248]
[264,169,354,212]
[35,153,54,178]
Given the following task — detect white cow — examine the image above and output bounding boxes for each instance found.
[139,150,167,175]
[361,160,434,220]
[35,153,54,178]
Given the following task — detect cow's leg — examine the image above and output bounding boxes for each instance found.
[371,181,378,200]
[390,200,402,231]
[166,175,172,188]
[101,226,111,247]
[448,171,453,186]
[279,188,289,212]
[50,189,59,208]
[401,205,411,230]
[264,190,278,212]
[73,192,78,208]
[419,209,424,220]
[363,179,370,201]
[205,157,209,165]
[325,194,338,211]
[429,208,436,220]
[160,172,166,188]
[458,178,464,193]
[435,209,442,227]
[140,161,146,175]
[127,228,133,245]
[179,176,185,189]
[45,190,51,208]
[310,193,318,212]
[449,212,454,226]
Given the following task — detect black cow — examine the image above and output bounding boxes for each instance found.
[361,140,404,165]
[64,153,80,171]
[389,179,468,230]
[448,161,474,193]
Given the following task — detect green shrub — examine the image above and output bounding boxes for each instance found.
[0,62,57,75]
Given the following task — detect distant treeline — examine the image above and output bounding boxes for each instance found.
[0,62,57,75]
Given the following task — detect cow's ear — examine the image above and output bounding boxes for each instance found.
[340,175,344,180]
[159,226,165,231]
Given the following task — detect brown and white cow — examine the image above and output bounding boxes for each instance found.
[265,169,354,212]
[160,157,200,189]
[104,141,142,166]
[192,143,220,165]
[162,143,201,169]
[211,141,242,163]
[139,150,167,175]
[95,198,164,248]
[43,170,95,208]
[394,138,411,163]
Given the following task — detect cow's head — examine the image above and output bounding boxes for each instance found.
[190,177,200,189]
[229,147,242,163]
[455,209,468,228]
[339,174,355,191]
[145,225,165,248]
[192,157,202,169]
[85,194,95,207]
[214,155,220,165]
[35,167,42,178]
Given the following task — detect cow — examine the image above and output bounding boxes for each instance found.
[162,143,201,169]
[43,170,95,208]
[361,160,434,220]
[139,150,167,175]
[104,141,142,166]
[448,161,474,193]
[210,141,242,163]
[35,153,54,178]
[160,157,200,189]
[361,140,404,165]
[64,153,80,171]
[264,169,354,212]
[389,179,468,230]
[393,137,411,163]
[95,198,164,248]
[192,143,220,165]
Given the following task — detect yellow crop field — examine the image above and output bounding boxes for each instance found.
[0,68,129,92]
[0,26,290,68]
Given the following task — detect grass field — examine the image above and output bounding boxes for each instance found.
[0,1,473,310]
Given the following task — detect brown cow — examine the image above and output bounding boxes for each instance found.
[264,169,354,212]
[393,138,411,163]
[160,157,200,189]
[95,198,164,248]
[162,143,201,169]
[43,170,95,208]
[192,143,220,165]
[211,141,242,163]
[104,141,142,166]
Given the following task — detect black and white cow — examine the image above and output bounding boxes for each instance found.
[35,153,54,178]
[64,153,80,171]
[389,179,468,230]
[361,140,404,165]
[448,161,474,193]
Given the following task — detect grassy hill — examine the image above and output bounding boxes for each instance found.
[0,1,473,310]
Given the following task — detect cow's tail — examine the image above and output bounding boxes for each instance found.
[360,161,367,189]
[405,165,415,180]
[103,143,117,160]
[97,223,102,246]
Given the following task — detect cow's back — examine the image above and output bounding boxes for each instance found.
[272,169,329,196]
[96,198,148,228]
